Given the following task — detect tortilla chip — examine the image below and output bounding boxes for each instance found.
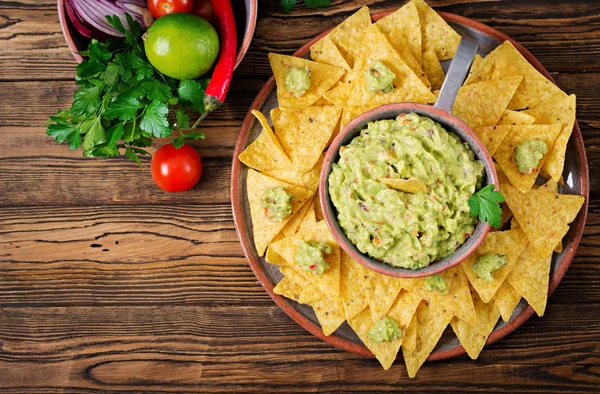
[361,270,405,322]
[497,110,536,126]
[269,53,345,110]
[422,47,445,91]
[507,243,553,316]
[493,281,522,322]
[341,106,369,129]
[523,95,576,182]
[402,300,453,378]
[322,52,368,107]
[299,284,324,305]
[452,75,523,129]
[378,177,428,193]
[494,124,562,193]
[404,265,476,325]
[498,203,513,230]
[347,25,436,108]
[239,110,292,172]
[269,220,341,298]
[313,296,346,336]
[271,106,341,174]
[473,125,511,156]
[538,179,559,193]
[340,252,369,320]
[322,6,372,67]
[280,265,310,287]
[384,29,430,88]
[349,291,420,370]
[495,163,511,185]
[264,154,323,191]
[273,277,303,301]
[375,1,422,65]
[266,246,287,266]
[280,199,313,238]
[488,41,568,110]
[501,183,585,256]
[310,36,351,71]
[464,54,490,85]
[461,229,529,303]
[450,289,500,359]
[298,202,317,234]
[413,0,461,60]
[313,192,324,221]
[247,170,314,256]
[402,313,418,353]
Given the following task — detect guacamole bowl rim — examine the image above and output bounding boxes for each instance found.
[320,102,498,278]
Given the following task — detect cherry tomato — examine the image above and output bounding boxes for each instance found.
[151,143,202,192]
[193,0,217,26]
[148,0,194,19]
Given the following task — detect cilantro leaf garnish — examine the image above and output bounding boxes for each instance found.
[468,184,505,228]
[46,13,206,166]
[281,0,331,14]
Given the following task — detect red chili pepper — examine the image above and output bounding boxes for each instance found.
[192,0,237,127]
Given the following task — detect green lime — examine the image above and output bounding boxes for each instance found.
[144,13,219,80]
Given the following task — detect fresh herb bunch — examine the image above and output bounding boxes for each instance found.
[468,184,505,228]
[46,13,207,166]
[281,0,332,14]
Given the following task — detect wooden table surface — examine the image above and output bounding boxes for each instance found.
[1,0,599,392]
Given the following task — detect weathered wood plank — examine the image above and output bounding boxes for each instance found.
[0,305,598,392]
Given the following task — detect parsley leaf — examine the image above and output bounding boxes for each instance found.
[104,96,143,121]
[140,100,171,138]
[70,85,101,116]
[281,0,298,13]
[178,79,209,112]
[468,184,505,228]
[82,117,106,153]
[172,130,205,149]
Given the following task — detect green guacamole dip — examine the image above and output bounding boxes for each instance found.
[284,67,310,97]
[368,316,402,343]
[261,187,293,222]
[365,60,396,94]
[424,274,449,295]
[514,139,547,174]
[295,240,332,275]
[472,253,506,282]
[328,113,484,269]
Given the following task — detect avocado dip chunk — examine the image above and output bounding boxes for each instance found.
[472,253,507,282]
[514,139,548,174]
[295,240,332,275]
[328,113,484,269]
[368,316,403,343]
[261,187,293,222]
[365,60,396,93]
[424,274,449,295]
[284,67,311,97]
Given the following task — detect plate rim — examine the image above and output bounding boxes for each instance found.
[231,10,590,362]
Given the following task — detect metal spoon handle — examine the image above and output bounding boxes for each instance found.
[434,37,479,113]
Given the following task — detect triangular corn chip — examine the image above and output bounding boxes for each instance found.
[264,154,323,192]
[239,110,292,172]
[310,36,351,71]
[271,106,341,174]
[413,0,461,60]
[402,313,418,353]
[488,41,568,110]
[494,124,562,192]
[273,277,303,302]
[450,288,500,359]
[313,192,324,221]
[340,252,369,320]
[322,6,372,67]
[384,29,430,87]
[501,183,585,256]
[422,47,445,91]
[324,52,368,107]
[473,125,511,156]
[375,1,422,65]
[378,177,428,193]
[523,95,576,182]
[299,283,324,305]
[269,53,345,110]
[297,202,317,234]
[497,109,536,126]
[347,24,436,108]
[340,106,369,129]
[507,243,552,316]
[452,75,523,129]
[404,265,476,325]
[461,229,528,303]
[493,281,522,322]
[247,170,314,256]
[464,54,489,85]
[402,300,453,378]
[265,245,287,266]
[361,270,405,322]
[313,296,346,336]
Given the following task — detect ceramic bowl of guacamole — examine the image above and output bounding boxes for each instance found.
[320,38,499,278]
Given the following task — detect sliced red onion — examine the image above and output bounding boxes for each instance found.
[65,0,154,40]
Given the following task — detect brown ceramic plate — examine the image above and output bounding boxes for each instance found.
[231,11,589,361]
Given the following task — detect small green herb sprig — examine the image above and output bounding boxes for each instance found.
[281,0,332,14]
[46,14,207,166]
[468,184,505,228]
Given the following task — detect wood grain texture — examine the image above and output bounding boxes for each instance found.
[0,0,599,392]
